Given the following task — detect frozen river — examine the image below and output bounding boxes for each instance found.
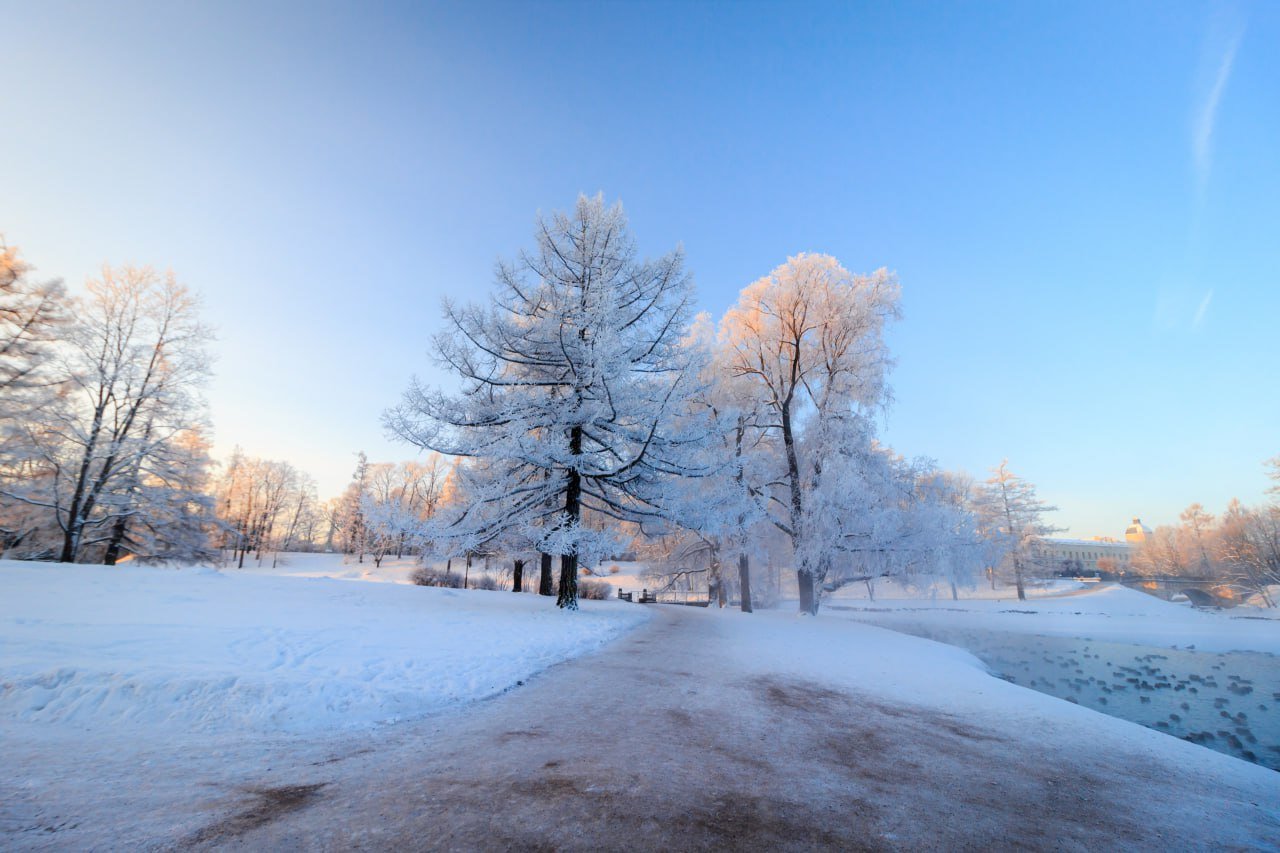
[836,611,1280,771]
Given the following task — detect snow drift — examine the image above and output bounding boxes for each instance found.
[0,560,648,734]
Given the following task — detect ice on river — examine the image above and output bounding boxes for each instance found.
[830,585,1280,770]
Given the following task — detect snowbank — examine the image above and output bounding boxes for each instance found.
[823,583,1280,654]
[231,550,423,584]
[0,560,648,735]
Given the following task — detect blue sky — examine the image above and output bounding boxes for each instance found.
[3,0,1277,536]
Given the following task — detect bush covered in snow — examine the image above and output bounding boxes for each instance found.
[578,579,612,600]
[410,566,464,588]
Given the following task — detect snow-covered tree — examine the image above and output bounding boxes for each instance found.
[339,452,371,563]
[720,253,900,613]
[641,315,774,609]
[972,460,1059,600]
[1217,498,1278,607]
[2,265,214,564]
[114,426,218,564]
[0,238,67,409]
[361,457,447,566]
[215,452,317,568]
[386,194,711,609]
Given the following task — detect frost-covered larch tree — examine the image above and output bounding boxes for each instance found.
[385,194,711,609]
[973,460,1059,600]
[721,253,900,614]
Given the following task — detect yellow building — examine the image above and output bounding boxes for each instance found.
[1124,517,1152,544]
[1035,519,1147,575]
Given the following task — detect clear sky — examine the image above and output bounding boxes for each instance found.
[3,0,1277,537]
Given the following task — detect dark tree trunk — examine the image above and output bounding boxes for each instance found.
[556,427,583,610]
[797,570,816,615]
[950,580,959,601]
[464,553,471,589]
[539,552,553,596]
[59,414,104,563]
[103,516,128,565]
[557,553,578,610]
[738,552,753,613]
[513,558,524,593]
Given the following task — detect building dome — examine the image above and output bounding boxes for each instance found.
[1124,517,1151,544]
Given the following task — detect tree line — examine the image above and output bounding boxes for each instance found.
[0,238,457,569]
[6,204,1165,614]
[382,195,1066,612]
[1124,469,1280,606]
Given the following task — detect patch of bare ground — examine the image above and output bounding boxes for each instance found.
[185,783,325,846]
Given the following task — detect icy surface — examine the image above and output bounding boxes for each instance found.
[827,584,1280,769]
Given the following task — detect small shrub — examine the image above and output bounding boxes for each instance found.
[608,564,621,575]
[577,579,612,600]
[410,566,464,588]
[579,565,593,576]
[471,574,500,591]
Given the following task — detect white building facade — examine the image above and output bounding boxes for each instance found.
[1034,518,1151,576]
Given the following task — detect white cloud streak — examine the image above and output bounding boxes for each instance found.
[1193,32,1241,190]
[1192,289,1213,329]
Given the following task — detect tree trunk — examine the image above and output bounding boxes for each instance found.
[779,401,814,616]
[513,558,524,593]
[103,515,128,565]
[950,580,959,601]
[556,427,583,610]
[557,553,578,610]
[738,552,753,613]
[539,552,553,596]
[864,577,876,602]
[710,547,726,607]
[464,553,471,589]
[797,570,817,615]
[1014,561,1026,601]
[58,409,107,563]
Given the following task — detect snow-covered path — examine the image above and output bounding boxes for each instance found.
[11,604,1275,851]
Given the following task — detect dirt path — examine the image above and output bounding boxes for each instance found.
[168,606,1277,851]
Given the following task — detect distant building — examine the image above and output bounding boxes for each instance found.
[1034,519,1147,575]
[1123,517,1152,544]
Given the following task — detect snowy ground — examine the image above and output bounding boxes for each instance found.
[232,550,425,585]
[3,561,1278,849]
[0,559,648,734]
